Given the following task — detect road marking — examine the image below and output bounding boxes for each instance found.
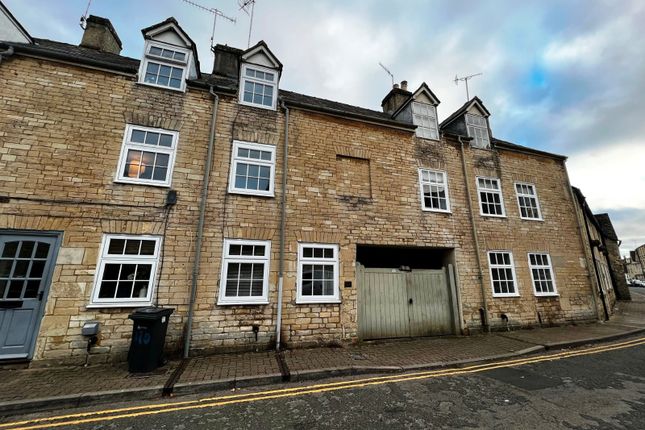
[3,336,645,430]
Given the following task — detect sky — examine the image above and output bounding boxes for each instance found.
[5,0,644,256]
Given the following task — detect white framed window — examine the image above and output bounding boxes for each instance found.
[412,102,439,140]
[228,141,276,197]
[466,113,490,149]
[139,42,189,91]
[115,124,178,187]
[419,169,450,212]
[515,182,542,220]
[239,64,278,110]
[488,251,519,297]
[528,253,558,296]
[218,239,271,305]
[296,243,340,304]
[89,235,161,307]
[477,177,506,217]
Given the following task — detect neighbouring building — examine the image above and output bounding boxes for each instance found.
[624,246,645,282]
[0,5,610,365]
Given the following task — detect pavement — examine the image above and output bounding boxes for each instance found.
[1,287,645,417]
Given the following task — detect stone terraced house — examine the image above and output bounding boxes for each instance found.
[0,7,612,365]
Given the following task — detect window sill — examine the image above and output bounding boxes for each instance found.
[114,179,171,188]
[520,217,544,222]
[422,208,452,214]
[480,214,507,219]
[491,294,520,298]
[86,302,152,309]
[295,298,342,305]
[535,293,559,298]
[217,300,270,306]
[135,81,186,93]
[228,188,275,198]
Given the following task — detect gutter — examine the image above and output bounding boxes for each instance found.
[275,101,290,350]
[282,100,417,132]
[458,135,490,332]
[184,86,219,358]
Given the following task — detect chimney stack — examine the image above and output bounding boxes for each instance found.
[80,15,122,55]
[381,79,412,115]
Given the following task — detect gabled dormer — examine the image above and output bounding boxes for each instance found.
[391,82,441,140]
[238,41,282,110]
[440,97,492,149]
[138,17,200,92]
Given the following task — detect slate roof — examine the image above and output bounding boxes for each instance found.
[492,138,567,160]
[594,213,619,241]
[439,96,491,129]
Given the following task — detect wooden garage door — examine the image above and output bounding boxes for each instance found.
[357,265,455,340]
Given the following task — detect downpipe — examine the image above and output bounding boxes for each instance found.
[458,136,491,332]
[276,101,289,351]
[184,87,219,358]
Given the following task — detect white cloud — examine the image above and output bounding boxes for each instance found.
[567,141,645,210]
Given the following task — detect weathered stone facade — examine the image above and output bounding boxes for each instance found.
[0,15,604,364]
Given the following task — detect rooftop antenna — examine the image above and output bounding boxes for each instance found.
[454,72,482,101]
[239,0,256,48]
[179,0,236,52]
[79,0,93,29]
[379,62,395,87]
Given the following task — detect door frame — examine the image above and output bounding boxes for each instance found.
[0,229,63,361]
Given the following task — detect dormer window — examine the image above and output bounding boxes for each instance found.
[240,64,277,110]
[466,113,490,149]
[412,102,439,140]
[141,42,189,91]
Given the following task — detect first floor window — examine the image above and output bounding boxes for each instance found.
[90,235,161,307]
[477,177,505,217]
[228,141,276,196]
[488,251,518,297]
[297,243,340,304]
[515,183,542,220]
[218,239,271,305]
[419,168,450,212]
[529,253,557,296]
[116,124,178,187]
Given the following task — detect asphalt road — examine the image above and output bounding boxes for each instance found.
[5,337,645,430]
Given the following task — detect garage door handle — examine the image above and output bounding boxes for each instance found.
[408,298,413,305]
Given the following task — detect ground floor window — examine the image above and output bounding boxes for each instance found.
[90,235,161,307]
[529,253,557,296]
[218,239,271,305]
[488,251,518,297]
[296,243,340,304]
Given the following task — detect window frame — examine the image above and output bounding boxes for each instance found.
[239,63,278,110]
[488,251,520,298]
[528,252,558,297]
[418,168,451,213]
[114,124,179,187]
[218,239,271,305]
[411,101,439,140]
[138,41,190,92]
[514,182,543,221]
[465,113,491,149]
[228,140,277,197]
[476,176,506,218]
[296,243,340,304]
[88,234,161,308]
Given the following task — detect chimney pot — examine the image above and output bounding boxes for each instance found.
[393,83,399,89]
[80,15,122,54]
[400,80,408,91]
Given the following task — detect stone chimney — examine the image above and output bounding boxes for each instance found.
[212,44,241,78]
[80,15,122,54]
[381,80,412,115]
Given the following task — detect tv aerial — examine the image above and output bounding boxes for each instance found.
[454,72,482,101]
[179,0,236,51]
[79,0,93,29]
[239,0,257,48]
[379,62,395,87]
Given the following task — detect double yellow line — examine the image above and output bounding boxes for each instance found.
[3,336,645,430]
